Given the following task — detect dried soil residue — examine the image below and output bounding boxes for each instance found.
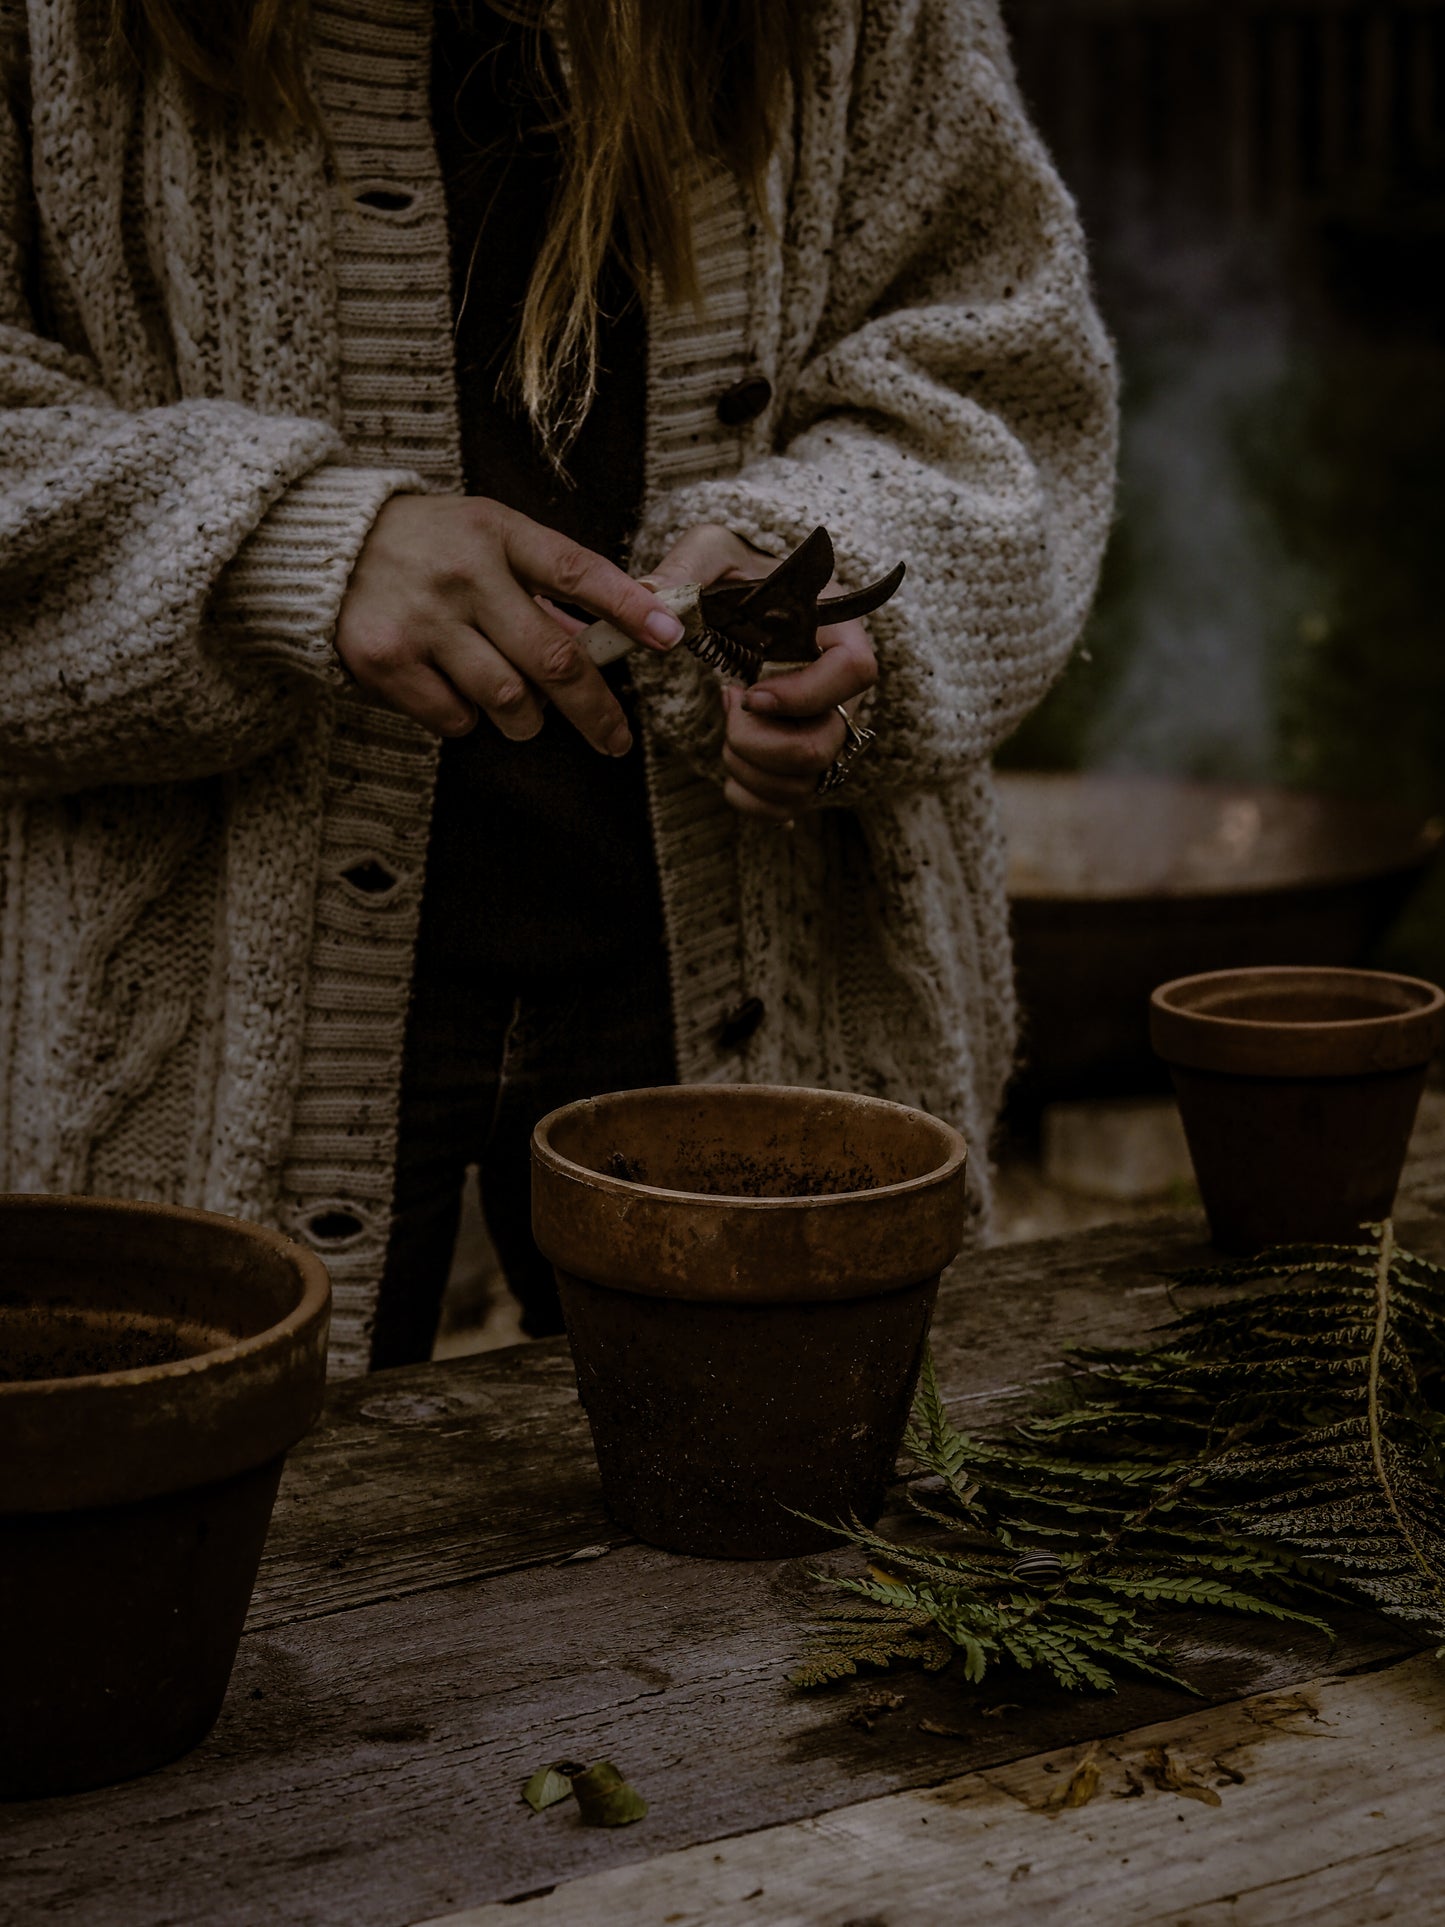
[0,1307,220,1383]
[602,1147,883,1199]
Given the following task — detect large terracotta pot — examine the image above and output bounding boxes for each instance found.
[1002,773,1440,1100]
[532,1085,969,1559]
[1150,967,1445,1252]
[0,1197,330,1800]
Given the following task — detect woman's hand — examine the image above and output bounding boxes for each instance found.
[335,495,686,754]
[649,524,878,821]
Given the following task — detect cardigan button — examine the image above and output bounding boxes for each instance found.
[717,996,766,1051]
[715,376,773,427]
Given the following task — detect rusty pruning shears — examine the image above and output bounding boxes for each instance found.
[580,526,905,685]
[579,526,906,791]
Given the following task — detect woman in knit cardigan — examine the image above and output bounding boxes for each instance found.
[0,0,1117,1374]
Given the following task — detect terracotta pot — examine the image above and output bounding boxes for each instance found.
[1150,967,1445,1253]
[532,1085,969,1559]
[1002,772,1441,1103]
[0,1196,330,1800]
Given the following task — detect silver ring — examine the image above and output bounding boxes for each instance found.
[816,704,876,794]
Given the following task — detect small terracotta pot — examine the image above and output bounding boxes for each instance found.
[1150,967,1445,1253]
[532,1085,969,1560]
[0,1196,330,1800]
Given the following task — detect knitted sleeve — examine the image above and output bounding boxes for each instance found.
[0,60,416,798]
[633,0,1118,797]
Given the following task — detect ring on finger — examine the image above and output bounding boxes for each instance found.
[815,705,876,795]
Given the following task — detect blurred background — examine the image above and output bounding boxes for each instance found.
[979,0,1445,1235]
[438,0,1445,1351]
[1002,0,1444,819]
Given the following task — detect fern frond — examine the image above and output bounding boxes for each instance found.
[792,1223,1445,1703]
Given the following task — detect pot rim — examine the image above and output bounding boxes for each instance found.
[1000,773,1444,906]
[533,1083,969,1209]
[1149,966,1445,1078]
[532,1085,970,1301]
[0,1194,331,1398]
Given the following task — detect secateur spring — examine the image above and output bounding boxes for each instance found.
[579,586,763,681]
[686,623,763,682]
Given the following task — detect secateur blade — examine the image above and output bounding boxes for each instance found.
[697,526,907,682]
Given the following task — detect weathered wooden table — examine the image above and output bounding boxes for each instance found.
[8,1113,1445,1927]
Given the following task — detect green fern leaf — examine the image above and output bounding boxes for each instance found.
[791,1222,1445,1704]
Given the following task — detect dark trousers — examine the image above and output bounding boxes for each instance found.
[371,951,675,1371]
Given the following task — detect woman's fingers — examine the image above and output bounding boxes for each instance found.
[722,773,803,823]
[534,594,588,637]
[365,651,481,739]
[722,745,814,808]
[336,496,682,752]
[649,522,778,591]
[739,620,878,717]
[431,625,545,741]
[504,514,685,652]
[720,685,848,819]
[467,573,633,755]
[724,701,846,780]
[643,524,882,821]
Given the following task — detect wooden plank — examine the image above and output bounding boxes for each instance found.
[247,1214,1220,1631]
[248,1104,1445,1633]
[246,1342,612,1631]
[9,1123,1440,1925]
[426,1652,1445,1927]
[0,1530,1415,1924]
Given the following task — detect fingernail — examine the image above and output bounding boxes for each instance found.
[743,688,779,712]
[607,725,634,757]
[644,611,685,647]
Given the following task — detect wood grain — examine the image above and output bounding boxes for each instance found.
[6,1131,1441,1924]
[250,1163,1445,1636]
[0,1524,1415,1926]
[425,1652,1445,1927]
[248,1214,1215,1632]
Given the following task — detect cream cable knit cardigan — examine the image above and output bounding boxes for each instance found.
[0,0,1116,1373]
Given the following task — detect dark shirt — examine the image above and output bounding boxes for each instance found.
[418,0,661,984]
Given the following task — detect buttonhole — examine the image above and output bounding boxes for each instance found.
[717,996,766,1051]
[355,188,415,213]
[306,1209,364,1242]
[342,858,397,895]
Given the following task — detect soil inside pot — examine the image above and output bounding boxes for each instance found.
[0,1223,297,1390]
[0,1305,236,1383]
[604,1145,883,1197]
[557,1088,946,1206]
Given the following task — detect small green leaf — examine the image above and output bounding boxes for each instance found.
[521,1765,575,1813]
[572,1760,648,1827]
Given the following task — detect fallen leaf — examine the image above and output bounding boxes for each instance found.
[919,1718,972,1739]
[559,1544,611,1564]
[1243,1692,1326,1733]
[1112,1767,1145,1799]
[849,1691,907,1731]
[572,1760,648,1828]
[981,1703,1021,1719]
[1142,1745,1223,1807]
[522,1766,575,1813]
[1041,1745,1101,1815]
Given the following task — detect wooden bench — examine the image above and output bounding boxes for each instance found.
[8,1110,1443,1925]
